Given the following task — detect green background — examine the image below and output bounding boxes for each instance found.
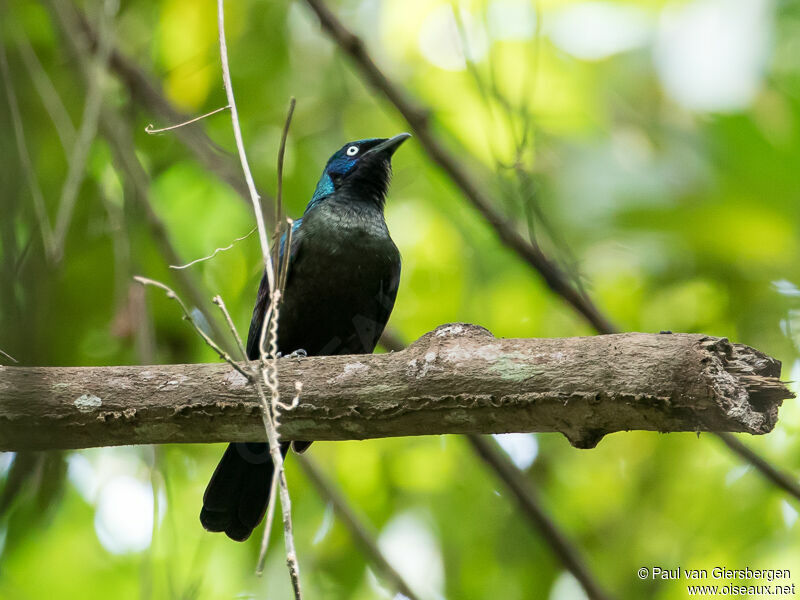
[1,0,799,598]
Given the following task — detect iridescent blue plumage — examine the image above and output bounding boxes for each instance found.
[309,173,334,206]
[201,134,410,541]
[307,138,382,209]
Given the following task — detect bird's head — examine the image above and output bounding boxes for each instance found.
[308,133,411,210]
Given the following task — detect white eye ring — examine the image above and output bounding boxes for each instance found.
[346,145,359,156]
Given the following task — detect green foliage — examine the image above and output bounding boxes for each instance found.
[1,0,799,598]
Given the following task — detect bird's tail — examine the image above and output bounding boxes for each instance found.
[200,442,288,541]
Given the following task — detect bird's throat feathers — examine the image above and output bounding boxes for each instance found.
[306,161,391,214]
[304,134,409,214]
[310,172,335,206]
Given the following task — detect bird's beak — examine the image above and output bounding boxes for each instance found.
[368,133,411,157]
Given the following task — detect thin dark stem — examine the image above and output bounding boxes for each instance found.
[51,0,116,264]
[301,0,616,335]
[300,0,800,519]
[717,432,800,503]
[353,327,613,596]
[297,455,422,600]
[15,32,77,155]
[276,98,296,232]
[467,435,613,600]
[70,6,277,223]
[134,277,251,382]
[0,36,55,257]
[273,98,297,285]
[216,2,300,595]
[45,0,236,356]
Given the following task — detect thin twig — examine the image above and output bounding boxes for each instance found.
[301,0,615,334]
[264,401,301,598]
[44,0,235,352]
[256,469,281,575]
[252,359,301,576]
[0,348,19,364]
[300,0,800,521]
[133,276,251,382]
[212,295,248,361]
[145,104,230,134]
[272,98,296,275]
[257,380,301,575]
[717,432,800,503]
[370,327,613,598]
[216,0,275,292]
[169,227,256,270]
[253,281,300,593]
[71,6,276,220]
[467,435,613,600]
[0,37,55,257]
[214,293,280,576]
[51,0,117,264]
[276,97,296,230]
[234,86,298,595]
[297,455,422,600]
[216,2,301,595]
[99,108,235,350]
[253,348,300,594]
[233,349,294,581]
[99,108,234,349]
[15,32,77,155]
[275,380,302,412]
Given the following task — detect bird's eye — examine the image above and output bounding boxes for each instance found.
[346,145,359,156]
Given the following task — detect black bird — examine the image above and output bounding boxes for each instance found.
[200,133,409,541]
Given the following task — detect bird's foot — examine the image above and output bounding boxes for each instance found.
[278,348,308,359]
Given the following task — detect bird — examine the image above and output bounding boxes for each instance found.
[200,133,410,541]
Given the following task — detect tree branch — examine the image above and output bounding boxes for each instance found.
[214,1,300,593]
[296,455,422,600]
[69,7,274,221]
[301,0,614,334]
[0,34,55,257]
[45,0,234,351]
[717,432,800,503]
[467,435,612,600]
[50,0,115,264]
[297,0,800,509]
[372,331,613,599]
[0,325,790,452]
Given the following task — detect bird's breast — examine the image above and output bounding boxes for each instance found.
[302,202,396,261]
[275,203,399,355]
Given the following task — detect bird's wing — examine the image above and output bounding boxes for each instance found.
[370,257,401,350]
[245,219,303,360]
